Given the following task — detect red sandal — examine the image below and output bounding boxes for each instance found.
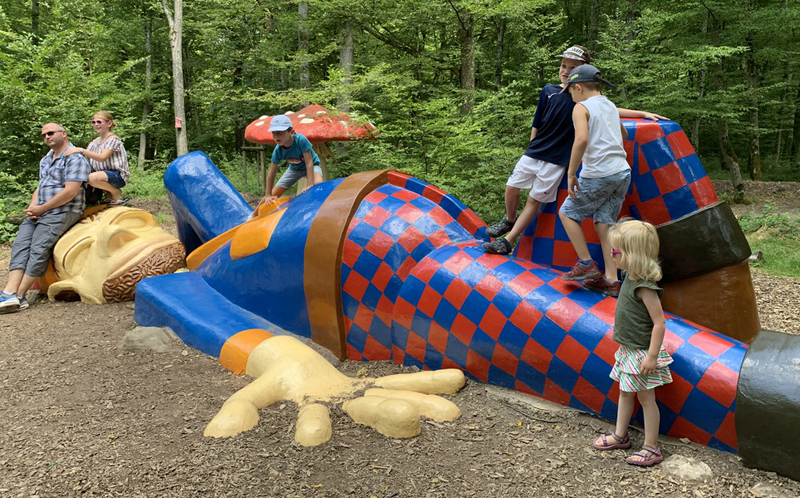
[626,445,663,467]
[593,432,631,450]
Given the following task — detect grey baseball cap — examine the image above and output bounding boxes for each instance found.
[268,115,293,132]
[559,64,616,94]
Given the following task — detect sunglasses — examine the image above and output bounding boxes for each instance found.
[91,120,106,125]
[611,249,622,256]
[41,130,62,138]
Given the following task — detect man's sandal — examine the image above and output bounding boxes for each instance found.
[626,445,663,467]
[592,432,631,450]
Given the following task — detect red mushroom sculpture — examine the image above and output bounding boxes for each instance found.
[244,104,379,182]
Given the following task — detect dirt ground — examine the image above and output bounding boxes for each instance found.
[1,184,800,498]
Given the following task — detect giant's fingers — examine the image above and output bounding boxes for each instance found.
[342,397,420,438]
[295,403,332,446]
[374,369,465,394]
[364,388,461,421]
[204,400,260,438]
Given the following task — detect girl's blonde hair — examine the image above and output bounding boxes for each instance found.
[93,110,115,128]
[608,219,662,282]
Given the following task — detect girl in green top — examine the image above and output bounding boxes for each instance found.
[591,220,673,467]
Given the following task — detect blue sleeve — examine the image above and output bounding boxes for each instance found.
[64,155,90,182]
[531,86,551,130]
[271,146,281,164]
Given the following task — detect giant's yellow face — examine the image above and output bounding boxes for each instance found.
[47,207,185,303]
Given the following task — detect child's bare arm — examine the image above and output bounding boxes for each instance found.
[303,151,315,189]
[254,163,280,213]
[530,127,538,142]
[620,121,628,140]
[637,287,666,376]
[618,108,668,121]
[566,105,590,198]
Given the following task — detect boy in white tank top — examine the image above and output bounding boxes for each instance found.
[557,64,632,297]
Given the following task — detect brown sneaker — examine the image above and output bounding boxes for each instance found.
[583,276,621,297]
[561,261,601,281]
[486,219,515,238]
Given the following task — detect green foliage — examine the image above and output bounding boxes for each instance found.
[0,171,36,242]
[3,0,800,250]
[746,238,800,278]
[739,201,800,240]
[123,164,168,198]
[739,201,800,277]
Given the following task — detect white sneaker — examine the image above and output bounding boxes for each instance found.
[0,294,20,313]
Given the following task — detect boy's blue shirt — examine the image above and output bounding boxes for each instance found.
[271,133,321,170]
[523,84,577,168]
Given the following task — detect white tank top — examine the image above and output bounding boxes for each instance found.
[578,95,629,179]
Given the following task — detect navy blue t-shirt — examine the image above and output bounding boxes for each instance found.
[523,84,577,168]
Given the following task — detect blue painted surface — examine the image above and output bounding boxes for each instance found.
[195,180,344,339]
[135,271,286,357]
[164,151,252,252]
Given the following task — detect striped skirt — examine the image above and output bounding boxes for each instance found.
[610,344,673,393]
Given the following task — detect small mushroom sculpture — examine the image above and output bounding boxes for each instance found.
[244,104,379,182]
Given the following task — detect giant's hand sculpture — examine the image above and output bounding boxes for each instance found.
[135,119,800,482]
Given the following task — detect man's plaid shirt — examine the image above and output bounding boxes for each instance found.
[37,142,90,215]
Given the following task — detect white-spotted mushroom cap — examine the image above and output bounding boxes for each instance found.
[244,104,379,144]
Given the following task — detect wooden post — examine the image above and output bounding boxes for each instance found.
[312,142,332,181]
[259,147,267,193]
[241,150,247,185]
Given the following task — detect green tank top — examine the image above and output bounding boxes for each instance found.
[612,272,663,349]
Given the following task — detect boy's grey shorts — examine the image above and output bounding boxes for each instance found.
[9,210,82,277]
[276,165,324,189]
[559,170,631,226]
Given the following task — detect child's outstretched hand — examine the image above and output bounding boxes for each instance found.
[253,195,278,216]
[640,355,657,376]
[642,112,668,121]
[567,174,580,199]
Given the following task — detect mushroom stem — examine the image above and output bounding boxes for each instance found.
[312,142,332,181]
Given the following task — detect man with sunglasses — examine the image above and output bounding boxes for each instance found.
[0,123,90,313]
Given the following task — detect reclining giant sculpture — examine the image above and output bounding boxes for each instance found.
[134,119,800,481]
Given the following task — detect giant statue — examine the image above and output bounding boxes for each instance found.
[134,119,800,482]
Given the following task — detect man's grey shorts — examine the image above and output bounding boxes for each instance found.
[9,211,82,277]
[559,170,631,226]
[276,165,324,189]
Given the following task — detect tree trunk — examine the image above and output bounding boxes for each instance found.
[691,70,705,153]
[31,0,39,40]
[138,16,152,169]
[161,0,189,156]
[691,17,708,153]
[494,18,505,91]
[776,72,792,162]
[298,2,310,88]
[588,0,601,43]
[745,23,761,180]
[458,10,475,115]
[718,118,745,203]
[338,20,354,111]
[791,75,800,167]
